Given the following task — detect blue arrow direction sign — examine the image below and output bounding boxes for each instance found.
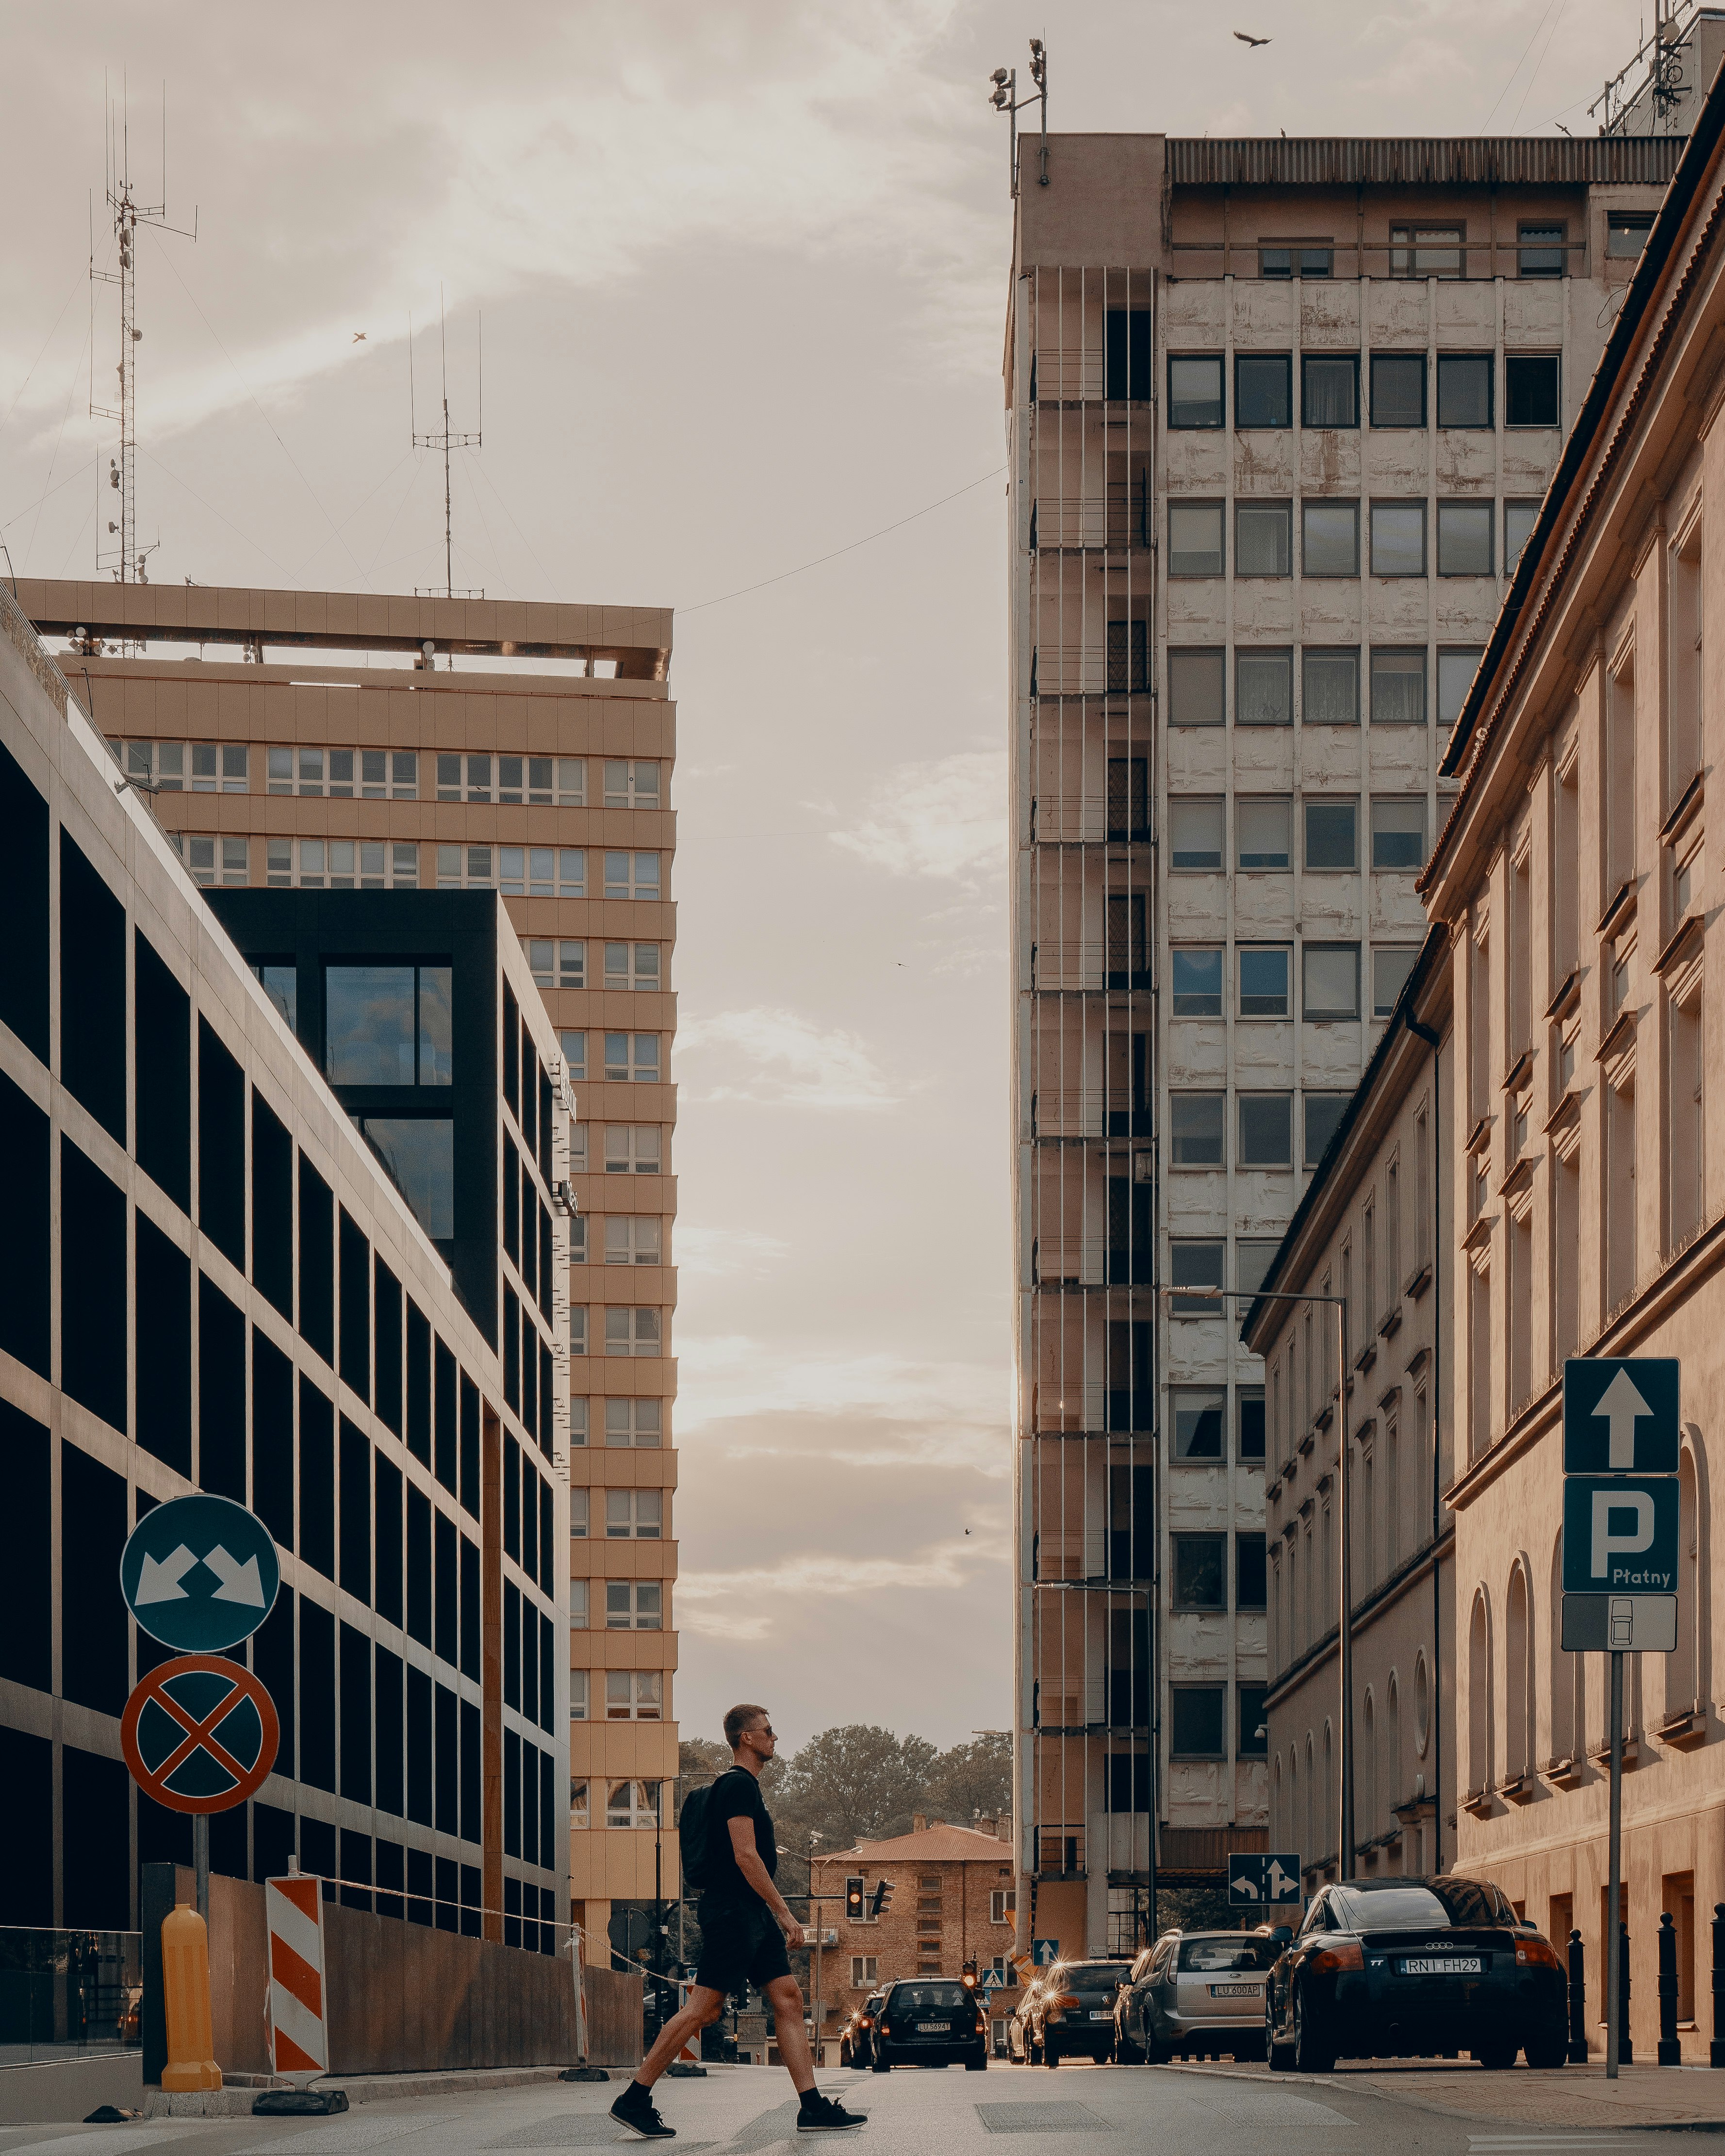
[1229,1852,1302,1906]
[1563,1359,1679,1474]
[1032,1939,1059,1967]
[1562,1476,1680,1596]
[119,1493,280,1652]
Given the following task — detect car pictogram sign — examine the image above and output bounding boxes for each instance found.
[120,1654,280,1813]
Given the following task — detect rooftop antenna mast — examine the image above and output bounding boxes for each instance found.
[90,78,197,584]
[410,290,484,604]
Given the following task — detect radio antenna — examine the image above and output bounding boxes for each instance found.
[410,287,483,604]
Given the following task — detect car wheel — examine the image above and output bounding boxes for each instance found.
[1291,1986,1335,2074]
[1475,2040,1517,2070]
[1114,2026,1145,2066]
[966,2050,987,2071]
[871,2056,890,2074]
[1523,2025,1567,2071]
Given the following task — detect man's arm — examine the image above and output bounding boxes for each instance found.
[727,1815,805,1946]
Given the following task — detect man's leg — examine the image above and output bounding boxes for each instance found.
[764,1974,816,2095]
[635,1984,726,2088]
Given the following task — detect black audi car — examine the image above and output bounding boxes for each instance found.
[1265,1876,1567,2072]
[871,1978,989,2071]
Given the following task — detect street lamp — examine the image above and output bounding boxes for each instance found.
[1161,1281,1356,1883]
[986,38,1049,196]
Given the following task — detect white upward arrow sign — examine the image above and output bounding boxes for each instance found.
[203,1545,266,1606]
[136,1545,198,1604]
[1594,1367,1654,1469]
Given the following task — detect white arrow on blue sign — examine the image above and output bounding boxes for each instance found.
[1563,1359,1679,1475]
[119,1493,281,1653]
[1228,1852,1302,1905]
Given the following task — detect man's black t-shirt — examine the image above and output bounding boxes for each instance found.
[702,1765,776,1907]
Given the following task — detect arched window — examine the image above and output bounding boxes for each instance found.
[1385,1675,1402,1840]
[1414,1649,1430,1760]
[1363,1690,1378,1849]
[1506,1561,1531,1785]
[1468,1588,1492,1800]
[1548,1528,1580,1768]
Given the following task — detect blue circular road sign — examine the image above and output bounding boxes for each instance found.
[119,1493,281,1652]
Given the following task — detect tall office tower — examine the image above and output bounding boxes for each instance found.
[1006,133,1680,1957]
[18,582,678,1966]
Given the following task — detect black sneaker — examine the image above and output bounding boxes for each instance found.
[609,2083,675,2140]
[797,2093,867,2133]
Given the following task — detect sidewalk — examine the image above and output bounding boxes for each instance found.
[1168,2058,1725,2130]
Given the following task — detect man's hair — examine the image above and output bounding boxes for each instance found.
[724,1703,769,1750]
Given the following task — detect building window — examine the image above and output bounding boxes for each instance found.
[1238,944,1291,1017]
[1302,647,1359,726]
[1172,1534,1227,1610]
[1505,353,1560,427]
[1167,648,1225,725]
[251,962,296,1029]
[603,1033,660,1082]
[1302,499,1359,576]
[1239,1682,1269,1756]
[1106,619,1150,692]
[1235,354,1291,428]
[1370,797,1427,870]
[570,1308,588,1357]
[571,1777,590,1826]
[1168,502,1224,575]
[1171,1388,1225,1457]
[1436,647,1483,729]
[604,1583,663,1631]
[604,1216,662,1266]
[569,1581,589,1630]
[177,834,250,887]
[1372,945,1420,1019]
[1303,944,1361,1021]
[1371,648,1428,726]
[1390,225,1463,278]
[1519,222,1564,277]
[988,1891,1015,1925]
[1238,1092,1293,1168]
[605,1398,663,1448]
[555,758,587,804]
[1304,799,1358,870]
[604,944,661,992]
[1237,796,1291,871]
[1237,1385,1267,1461]
[571,1670,589,1722]
[358,1119,455,1241]
[1237,649,1293,726]
[1504,502,1539,574]
[606,1780,662,1828]
[604,760,661,808]
[1169,798,1224,870]
[325,964,452,1086]
[606,1670,663,1719]
[1607,211,1654,258]
[560,1030,587,1083]
[1170,1239,1225,1316]
[1236,1533,1268,1609]
[1304,1092,1350,1165]
[1171,947,1223,1018]
[1169,1686,1226,1759]
[1370,502,1426,576]
[1261,245,1331,278]
[1168,355,1224,428]
[1300,355,1358,428]
[1437,500,1493,575]
[604,1125,662,1173]
[604,852,662,901]
[1369,354,1426,428]
[851,1955,881,1986]
[1436,354,1493,428]
[604,1307,661,1356]
[1169,1095,1224,1169]
[570,1488,590,1538]
[1235,500,1292,577]
[606,1490,663,1539]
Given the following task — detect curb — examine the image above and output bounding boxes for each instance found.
[1159,2059,1725,2132]
[143,2065,584,2118]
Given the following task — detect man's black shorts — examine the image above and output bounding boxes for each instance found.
[695,1896,791,1994]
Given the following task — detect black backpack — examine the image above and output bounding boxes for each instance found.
[678,1771,739,1892]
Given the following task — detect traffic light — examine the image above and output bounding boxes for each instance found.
[845,1876,865,1922]
[961,1960,978,1989]
[870,1878,894,1917]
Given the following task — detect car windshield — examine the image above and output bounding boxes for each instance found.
[891,1983,969,2010]
[1178,1937,1281,1972]
[1060,1962,1131,1988]
[1334,1880,1511,1931]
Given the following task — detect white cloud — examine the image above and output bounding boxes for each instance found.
[675,1006,902,1110]
[677,1533,998,1641]
[673,1225,788,1278]
[828,749,1006,886]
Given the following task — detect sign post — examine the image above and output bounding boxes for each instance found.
[1228,1852,1301,1910]
[1562,1358,1680,2080]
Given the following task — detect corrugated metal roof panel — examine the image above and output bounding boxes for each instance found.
[1167,136,1687,186]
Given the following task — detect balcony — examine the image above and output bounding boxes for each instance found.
[1036,1825,1087,1878]
[1037,1526,1108,1580]
[1031,942,1150,994]
[1032,487,1152,553]
[1031,1087,1152,1140]
[1034,1235,1104,1286]
[1034,346,1105,401]
[1032,795,1152,846]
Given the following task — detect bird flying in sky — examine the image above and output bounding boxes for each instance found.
[352,331,367,343]
[1233,30,1271,44]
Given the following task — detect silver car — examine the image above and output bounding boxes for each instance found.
[1114,1928,1284,2062]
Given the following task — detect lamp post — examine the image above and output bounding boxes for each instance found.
[1162,1282,1355,1881]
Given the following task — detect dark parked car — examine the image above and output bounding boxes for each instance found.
[1115,1928,1282,2062]
[1026,1958,1134,2065]
[1265,1877,1567,2073]
[838,1992,885,2068]
[871,1978,989,2071]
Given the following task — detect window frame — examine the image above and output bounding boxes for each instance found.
[1170,945,1225,1020]
[1171,1532,1228,1611]
[1436,498,1495,577]
[1368,353,1427,429]
[1517,221,1565,278]
[1237,1091,1295,1169]
[1168,1683,1227,1760]
[1236,795,1292,873]
[1299,352,1360,429]
[1170,1386,1227,1455]
[1302,943,1363,1022]
[1235,647,1293,727]
[1169,796,1225,871]
[1167,500,1226,576]
[1234,498,1293,578]
[1301,646,1360,727]
[1167,646,1227,726]
[1167,353,1225,429]
[1234,352,1292,430]
[1369,795,1428,873]
[1169,1094,1225,1170]
[1303,797,1359,872]
[1238,943,1292,1019]
[1371,647,1429,728]
[1504,352,1561,429]
[1301,498,1360,577]
[1369,500,1427,578]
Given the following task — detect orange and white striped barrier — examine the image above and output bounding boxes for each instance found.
[265,1872,329,2083]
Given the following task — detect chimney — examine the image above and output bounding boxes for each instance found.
[977,1815,997,1837]
[913,1813,927,1833]
[997,1814,1012,1843]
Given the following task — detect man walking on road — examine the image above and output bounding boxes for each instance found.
[611,1704,866,2140]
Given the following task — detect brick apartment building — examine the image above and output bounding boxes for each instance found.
[15,579,679,1967]
[811,1817,1019,2052]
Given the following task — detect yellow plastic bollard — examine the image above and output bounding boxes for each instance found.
[160,1901,223,2092]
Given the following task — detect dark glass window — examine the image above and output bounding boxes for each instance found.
[59,832,125,1143]
[0,1069,50,1380]
[300,1598,336,1793]
[325,964,453,1085]
[198,1020,246,1266]
[1369,354,1425,427]
[1301,354,1358,427]
[198,1274,247,1501]
[1238,1093,1293,1167]
[1236,1533,1268,1608]
[0,740,49,1062]
[1505,353,1560,426]
[1239,946,1290,1018]
[1169,1095,1224,1169]
[1304,800,1359,870]
[375,1647,405,1818]
[340,1418,372,1601]
[1173,1535,1226,1610]
[298,1156,335,1364]
[135,931,190,1210]
[251,1092,293,1321]
[1237,1387,1266,1460]
[1304,1092,1350,1166]
[340,1621,372,1804]
[298,1380,335,1580]
[1237,650,1293,726]
[1168,355,1224,427]
[61,1441,128,1715]
[252,1330,294,1550]
[1303,647,1359,725]
[339,1209,371,1402]
[1105,309,1153,401]
[1519,223,1564,277]
[1170,1685,1225,1758]
[1235,500,1292,576]
[1239,1682,1269,1756]
[134,1218,191,1475]
[374,1455,403,1627]
[1436,353,1493,428]
[360,1120,454,1243]
[1171,1240,1224,1317]
[1235,354,1291,427]
[374,1258,402,1436]
[60,1138,125,1433]
[1171,947,1223,1018]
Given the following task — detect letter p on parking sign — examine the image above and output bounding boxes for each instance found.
[1563,1475,1679,1596]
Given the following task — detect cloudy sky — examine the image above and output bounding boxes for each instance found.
[1,0,1660,1751]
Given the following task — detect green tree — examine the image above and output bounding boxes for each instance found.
[772,1724,939,1851]
[923,1733,1012,1828]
